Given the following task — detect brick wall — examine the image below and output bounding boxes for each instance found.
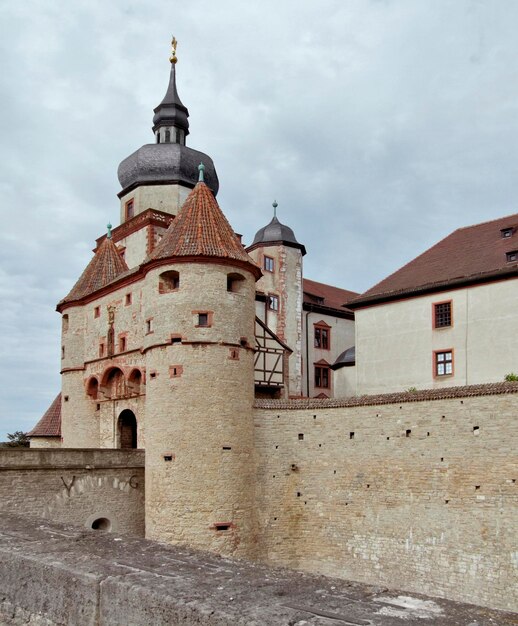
[253,385,518,612]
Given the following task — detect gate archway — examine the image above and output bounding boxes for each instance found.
[118,409,137,449]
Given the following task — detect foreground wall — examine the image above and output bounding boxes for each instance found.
[254,383,518,613]
[1,514,516,626]
[0,449,144,536]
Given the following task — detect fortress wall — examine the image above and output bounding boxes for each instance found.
[0,449,145,536]
[253,386,518,612]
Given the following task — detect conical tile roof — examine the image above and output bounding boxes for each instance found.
[147,181,261,277]
[60,237,129,304]
[28,393,61,438]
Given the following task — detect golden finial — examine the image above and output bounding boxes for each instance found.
[170,36,178,64]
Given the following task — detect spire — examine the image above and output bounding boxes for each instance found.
[59,237,129,305]
[146,179,261,278]
[152,37,189,141]
[198,162,205,182]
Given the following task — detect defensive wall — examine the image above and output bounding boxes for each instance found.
[1,513,516,626]
[253,382,518,613]
[0,449,144,536]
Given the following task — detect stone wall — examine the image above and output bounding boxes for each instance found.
[1,513,515,626]
[0,449,144,536]
[253,383,518,612]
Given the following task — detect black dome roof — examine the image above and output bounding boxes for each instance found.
[250,216,305,255]
[117,143,219,196]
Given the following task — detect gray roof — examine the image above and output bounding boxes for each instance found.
[331,346,356,370]
[117,143,219,196]
[250,216,306,254]
[152,62,189,134]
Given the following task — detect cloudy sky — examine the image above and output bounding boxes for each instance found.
[1,0,518,439]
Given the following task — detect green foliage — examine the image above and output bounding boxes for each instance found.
[406,386,418,393]
[6,431,30,447]
[504,373,518,382]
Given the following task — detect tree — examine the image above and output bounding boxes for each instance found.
[6,431,30,448]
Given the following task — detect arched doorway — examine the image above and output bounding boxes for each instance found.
[118,409,137,449]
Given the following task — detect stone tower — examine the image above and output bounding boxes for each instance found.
[142,165,262,557]
[247,205,306,396]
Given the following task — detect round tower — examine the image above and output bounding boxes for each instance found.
[142,165,261,557]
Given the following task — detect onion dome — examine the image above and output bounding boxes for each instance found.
[248,201,306,255]
[117,39,219,197]
[146,164,261,279]
[28,393,61,438]
[58,226,129,307]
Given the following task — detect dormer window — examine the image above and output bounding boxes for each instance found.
[506,250,518,262]
[501,227,514,238]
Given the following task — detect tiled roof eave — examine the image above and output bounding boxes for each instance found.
[303,301,354,319]
[255,381,518,410]
[246,239,307,256]
[349,265,518,309]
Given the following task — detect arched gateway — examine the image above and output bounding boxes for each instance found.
[118,409,137,449]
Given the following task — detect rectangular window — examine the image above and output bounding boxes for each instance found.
[119,336,127,352]
[435,350,453,376]
[433,301,452,328]
[125,293,132,306]
[268,294,279,311]
[198,313,209,327]
[94,306,100,318]
[145,319,153,334]
[506,250,518,262]
[314,326,330,349]
[264,256,274,272]
[315,365,330,388]
[125,199,134,220]
[99,342,105,358]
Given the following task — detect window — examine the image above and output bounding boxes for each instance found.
[125,293,132,306]
[227,272,245,293]
[506,250,518,262]
[314,324,330,349]
[433,301,452,328]
[315,365,330,388]
[165,129,171,142]
[198,313,209,327]
[193,310,213,327]
[268,294,279,311]
[146,319,153,334]
[159,270,180,293]
[501,227,514,238]
[264,256,274,272]
[435,350,453,376]
[62,314,69,332]
[125,199,134,220]
[94,306,100,318]
[99,342,105,358]
[119,336,127,352]
[61,346,65,360]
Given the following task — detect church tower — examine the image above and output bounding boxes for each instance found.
[142,164,261,557]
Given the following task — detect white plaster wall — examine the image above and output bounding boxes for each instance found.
[302,312,355,397]
[120,184,191,222]
[355,279,518,394]
[117,227,150,269]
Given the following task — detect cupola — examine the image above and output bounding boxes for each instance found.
[248,201,306,255]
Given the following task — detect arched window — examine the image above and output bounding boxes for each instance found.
[86,377,99,400]
[127,369,143,396]
[103,367,126,400]
[159,270,180,293]
[118,409,137,449]
[227,272,245,293]
[62,314,69,332]
[165,129,171,143]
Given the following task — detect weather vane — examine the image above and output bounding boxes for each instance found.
[170,36,178,64]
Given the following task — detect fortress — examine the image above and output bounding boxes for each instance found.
[1,42,516,616]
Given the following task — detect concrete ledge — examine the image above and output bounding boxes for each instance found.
[1,514,517,625]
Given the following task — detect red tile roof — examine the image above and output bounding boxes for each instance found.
[29,393,61,438]
[60,237,129,305]
[350,213,518,307]
[303,278,359,312]
[147,182,261,277]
